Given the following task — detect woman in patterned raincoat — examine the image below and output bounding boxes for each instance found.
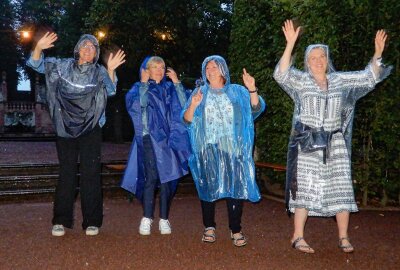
[273,20,392,253]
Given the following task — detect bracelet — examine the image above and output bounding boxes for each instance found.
[248,87,258,93]
[375,57,384,67]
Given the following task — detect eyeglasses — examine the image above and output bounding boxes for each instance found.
[80,44,96,51]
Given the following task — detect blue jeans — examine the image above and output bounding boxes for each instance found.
[142,135,173,219]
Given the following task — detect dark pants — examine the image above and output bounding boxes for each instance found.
[52,126,103,229]
[142,135,172,219]
[200,199,244,234]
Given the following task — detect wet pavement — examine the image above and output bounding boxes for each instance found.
[0,195,399,270]
[0,141,399,269]
[0,141,130,164]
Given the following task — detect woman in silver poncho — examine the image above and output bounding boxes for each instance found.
[273,20,391,253]
[27,32,125,237]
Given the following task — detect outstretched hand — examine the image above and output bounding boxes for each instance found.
[282,19,301,45]
[374,29,387,58]
[242,68,256,91]
[107,49,126,72]
[36,32,58,50]
[190,89,203,108]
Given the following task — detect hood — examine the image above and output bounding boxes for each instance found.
[201,55,230,86]
[73,34,100,64]
[304,44,335,75]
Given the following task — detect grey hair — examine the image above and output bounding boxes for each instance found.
[146,56,165,69]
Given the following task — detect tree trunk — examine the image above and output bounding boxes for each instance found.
[362,187,368,207]
[398,191,400,207]
[361,132,372,207]
[380,189,388,207]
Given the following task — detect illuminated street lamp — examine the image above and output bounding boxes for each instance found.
[97,31,106,40]
[21,31,30,39]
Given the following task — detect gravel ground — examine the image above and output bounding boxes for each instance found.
[0,196,399,270]
[0,141,399,269]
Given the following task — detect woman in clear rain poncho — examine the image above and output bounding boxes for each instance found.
[183,55,266,247]
[273,20,392,253]
[121,56,191,235]
[27,32,125,237]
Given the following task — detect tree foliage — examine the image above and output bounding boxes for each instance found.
[0,0,19,95]
[15,0,94,95]
[84,0,233,89]
[83,0,233,140]
[229,0,400,205]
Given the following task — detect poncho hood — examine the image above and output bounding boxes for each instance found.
[73,34,100,64]
[201,55,231,86]
[304,44,336,75]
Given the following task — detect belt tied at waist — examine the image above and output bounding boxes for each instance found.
[291,122,342,164]
[285,121,342,214]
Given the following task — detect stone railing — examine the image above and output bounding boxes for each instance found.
[3,101,35,112]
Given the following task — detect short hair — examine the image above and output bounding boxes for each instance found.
[146,56,165,69]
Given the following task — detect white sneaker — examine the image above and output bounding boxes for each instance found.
[52,224,65,237]
[139,217,153,235]
[159,219,172,235]
[85,226,99,236]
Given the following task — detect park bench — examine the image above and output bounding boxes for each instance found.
[255,162,286,196]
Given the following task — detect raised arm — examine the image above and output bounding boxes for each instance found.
[371,29,387,76]
[279,20,301,73]
[183,89,203,123]
[166,67,187,107]
[32,32,58,60]
[242,68,260,109]
[106,49,126,83]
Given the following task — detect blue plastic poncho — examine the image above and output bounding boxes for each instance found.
[121,57,191,199]
[26,34,116,138]
[182,55,266,202]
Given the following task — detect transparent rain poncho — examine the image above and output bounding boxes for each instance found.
[27,34,116,138]
[182,55,266,202]
[274,44,392,215]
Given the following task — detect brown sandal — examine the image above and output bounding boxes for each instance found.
[231,231,247,247]
[291,237,315,254]
[338,237,354,253]
[202,227,216,243]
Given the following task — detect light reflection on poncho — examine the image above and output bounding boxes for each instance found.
[27,34,116,138]
[182,55,266,202]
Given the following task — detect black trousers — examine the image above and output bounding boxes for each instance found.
[200,199,244,234]
[52,126,103,229]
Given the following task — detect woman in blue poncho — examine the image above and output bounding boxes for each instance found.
[121,56,191,235]
[183,55,266,247]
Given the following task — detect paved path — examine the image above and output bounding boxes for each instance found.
[0,195,399,270]
[0,141,130,164]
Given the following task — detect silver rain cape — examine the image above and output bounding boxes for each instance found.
[27,34,116,138]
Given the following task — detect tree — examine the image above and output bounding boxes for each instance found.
[0,0,19,97]
[84,0,233,141]
[16,0,94,97]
